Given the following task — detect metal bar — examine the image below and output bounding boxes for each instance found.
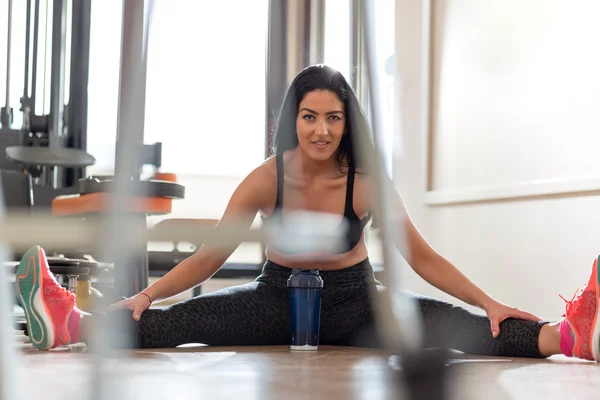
[350,0,361,90]
[41,0,50,115]
[47,0,68,187]
[65,0,91,185]
[311,0,325,64]
[349,0,369,108]
[114,1,146,181]
[31,0,40,111]
[23,0,31,100]
[0,176,19,400]
[90,3,155,397]
[308,0,325,65]
[0,215,99,249]
[285,0,308,83]
[265,0,286,157]
[5,0,13,111]
[111,0,150,301]
[0,213,321,251]
[359,0,423,354]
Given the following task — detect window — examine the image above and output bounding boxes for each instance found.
[0,0,39,130]
[87,0,268,177]
[0,2,19,127]
[86,0,123,175]
[324,0,351,82]
[143,0,268,176]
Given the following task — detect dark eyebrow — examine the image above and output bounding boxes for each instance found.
[300,107,344,115]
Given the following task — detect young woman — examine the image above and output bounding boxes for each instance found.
[15,65,599,362]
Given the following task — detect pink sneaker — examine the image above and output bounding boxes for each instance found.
[559,256,600,361]
[15,245,78,350]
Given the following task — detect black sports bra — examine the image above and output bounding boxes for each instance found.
[264,153,369,254]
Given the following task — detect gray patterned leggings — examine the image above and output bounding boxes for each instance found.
[119,259,547,357]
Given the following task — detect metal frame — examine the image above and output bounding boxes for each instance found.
[44,0,68,187]
[1,0,13,128]
[1,0,92,188]
[0,216,18,400]
[350,0,370,108]
[89,1,154,397]
[108,0,151,301]
[358,0,424,355]
[64,0,92,186]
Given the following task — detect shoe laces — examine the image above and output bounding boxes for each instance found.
[559,286,586,317]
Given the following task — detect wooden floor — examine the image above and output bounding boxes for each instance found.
[7,333,600,400]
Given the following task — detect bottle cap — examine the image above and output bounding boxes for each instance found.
[287,269,324,288]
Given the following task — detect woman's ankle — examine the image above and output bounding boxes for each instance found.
[68,307,94,344]
[538,321,562,357]
[558,318,575,357]
[67,307,83,344]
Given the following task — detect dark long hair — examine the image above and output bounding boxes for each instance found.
[270,64,374,172]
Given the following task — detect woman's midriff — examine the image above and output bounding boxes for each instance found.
[265,241,370,271]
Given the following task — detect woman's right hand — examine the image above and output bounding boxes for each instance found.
[107,292,152,321]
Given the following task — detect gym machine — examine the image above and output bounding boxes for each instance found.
[1,0,184,315]
[0,0,93,187]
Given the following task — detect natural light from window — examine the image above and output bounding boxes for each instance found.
[85,1,395,178]
[143,0,268,177]
[87,1,268,177]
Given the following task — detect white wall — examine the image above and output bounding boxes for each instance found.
[394,0,600,320]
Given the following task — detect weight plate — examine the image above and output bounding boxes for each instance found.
[47,257,81,266]
[49,266,91,276]
[78,177,185,199]
[5,146,96,168]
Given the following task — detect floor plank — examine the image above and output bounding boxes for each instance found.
[9,333,600,400]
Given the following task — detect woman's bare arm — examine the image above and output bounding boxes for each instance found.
[364,174,494,310]
[143,166,272,303]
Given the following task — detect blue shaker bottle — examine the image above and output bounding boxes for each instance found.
[287,269,324,351]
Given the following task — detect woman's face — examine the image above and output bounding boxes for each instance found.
[295,89,345,162]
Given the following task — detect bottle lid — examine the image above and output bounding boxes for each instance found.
[287,269,324,288]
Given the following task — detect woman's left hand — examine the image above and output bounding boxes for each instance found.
[484,300,542,338]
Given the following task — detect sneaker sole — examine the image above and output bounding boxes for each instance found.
[15,246,55,350]
[593,256,600,361]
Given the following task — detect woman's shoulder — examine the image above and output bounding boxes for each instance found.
[225,156,279,212]
[237,154,284,199]
[243,155,277,184]
[253,150,295,180]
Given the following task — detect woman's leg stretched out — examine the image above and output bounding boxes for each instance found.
[15,245,291,350]
[15,245,600,362]
[79,281,291,349]
[318,282,561,358]
[402,291,559,358]
[321,258,599,362]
